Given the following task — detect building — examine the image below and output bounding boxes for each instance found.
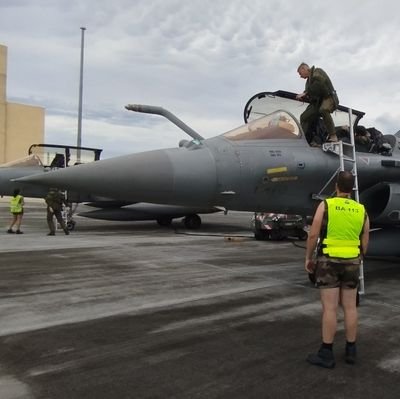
[0,44,44,164]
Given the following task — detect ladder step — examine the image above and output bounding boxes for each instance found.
[322,142,356,162]
[316,131,359,203]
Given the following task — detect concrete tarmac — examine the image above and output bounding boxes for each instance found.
[0,199,400,399]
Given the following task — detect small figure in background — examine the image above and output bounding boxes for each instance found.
[7,188,24,234]
[45,187,70,236]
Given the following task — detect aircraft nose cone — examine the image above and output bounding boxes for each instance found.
[16,147,217,206]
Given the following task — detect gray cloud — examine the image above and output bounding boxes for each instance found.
[1,0,400,157]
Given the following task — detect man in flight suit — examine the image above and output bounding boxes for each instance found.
[305,171,370,368]
[45,188,70,236]
[296,62,339,146]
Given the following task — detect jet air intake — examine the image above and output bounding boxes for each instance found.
[360,182,400,226]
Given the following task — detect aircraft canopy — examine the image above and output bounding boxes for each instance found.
[28,144,102,168]
[223,110,300,141]
[243,90,365,130]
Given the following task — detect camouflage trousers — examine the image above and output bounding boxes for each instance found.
[300,96,336,140]
[314,255,361,289]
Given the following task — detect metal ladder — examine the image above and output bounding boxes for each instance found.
[316,109,365,294]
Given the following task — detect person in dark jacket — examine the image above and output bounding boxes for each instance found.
[45,188,69,236]
[296,62,339,145]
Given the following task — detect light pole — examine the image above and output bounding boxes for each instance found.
[77,26,86,162]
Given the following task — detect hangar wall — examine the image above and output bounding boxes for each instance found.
[0,44,44,164]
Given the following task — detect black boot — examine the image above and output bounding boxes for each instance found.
[307,347,335,369]
[345,343,357,364]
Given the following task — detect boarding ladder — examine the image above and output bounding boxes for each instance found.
[313,109,365,295]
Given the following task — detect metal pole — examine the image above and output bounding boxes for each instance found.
[77,27,86,162]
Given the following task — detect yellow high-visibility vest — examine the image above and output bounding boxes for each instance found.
[322,197,365,259]
[10,195,24,213]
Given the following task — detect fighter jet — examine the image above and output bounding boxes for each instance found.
[16,91,400,255]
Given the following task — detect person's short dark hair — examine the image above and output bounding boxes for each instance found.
[297,62,309,71]
[13,188,20,197]
[337,171,354,193]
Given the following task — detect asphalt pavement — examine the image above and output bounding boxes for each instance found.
[0,198,400,399]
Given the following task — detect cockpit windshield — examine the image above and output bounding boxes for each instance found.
[223,110,300,141]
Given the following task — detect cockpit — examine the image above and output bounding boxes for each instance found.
[28,144,102,168]
[241,90,398,154]
[0,144,103,168]
[223,110,300,141]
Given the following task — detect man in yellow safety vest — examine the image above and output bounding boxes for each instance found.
[305,171,370,368]
[7,188,24,234]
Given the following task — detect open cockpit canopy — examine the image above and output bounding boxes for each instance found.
[243,90,365,132]
[28,144,102,168]
[242,91,399,155]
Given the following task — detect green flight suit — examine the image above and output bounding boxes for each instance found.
[300,66,339,142]
[45,189,69,235]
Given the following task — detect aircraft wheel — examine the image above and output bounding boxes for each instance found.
[254,230,268,241]
[298,230,308,241]
[184,214,201,229]
[270,231,283,241]
[157,217,172,227]
[67,221,76,231]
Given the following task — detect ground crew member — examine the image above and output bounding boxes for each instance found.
[7,188,24,234]
[45,187,70,236]
[296,62,339,145]
[305,171,370,368]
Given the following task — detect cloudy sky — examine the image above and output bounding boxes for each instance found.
[1,0,400,158]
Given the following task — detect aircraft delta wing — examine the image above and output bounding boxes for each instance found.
[15,91,400,254]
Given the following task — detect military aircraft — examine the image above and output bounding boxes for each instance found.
[15,91,400,255]
[0,144,219,228]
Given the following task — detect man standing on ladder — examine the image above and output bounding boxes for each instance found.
[296,62,339,146]
[305,171,370,368]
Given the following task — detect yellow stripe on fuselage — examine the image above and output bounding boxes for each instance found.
[266,166,288,175]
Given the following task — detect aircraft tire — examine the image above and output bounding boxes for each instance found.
[298,230,308,241]
[157,217,172,227]
[254,230,268,240]
[184,214,201,229]
[67,220,76,231]
[270,231,283,241]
